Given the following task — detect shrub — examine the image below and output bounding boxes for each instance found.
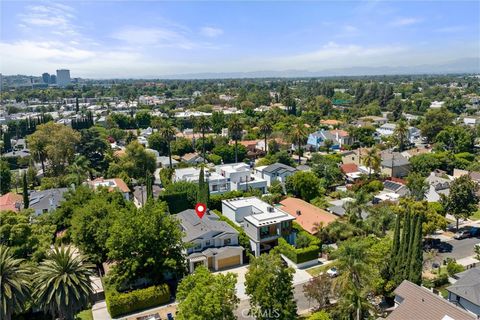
[277,238,320,264]
[105,284,170,318]
[158,192,190,214]
[446,259,465,276]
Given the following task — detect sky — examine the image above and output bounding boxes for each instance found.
[0,0,479,78]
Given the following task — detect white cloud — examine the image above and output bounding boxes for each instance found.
[200,26,223,38]
[18,3,79,37]
[390,17,422,27]
[268,42,406,68]
[111,26,196,49]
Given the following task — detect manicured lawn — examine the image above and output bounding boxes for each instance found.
[470,210,480,221]
[306,263,331,277]
[76,309,93,320]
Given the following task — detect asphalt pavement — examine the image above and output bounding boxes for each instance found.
[235,282,313,320]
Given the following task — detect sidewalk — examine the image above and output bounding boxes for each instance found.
[92,301,111,320]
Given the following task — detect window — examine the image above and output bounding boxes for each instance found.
[212,185,218,191]
[194,243,201,251]
[205,240,210,247]
[224,238,231,245]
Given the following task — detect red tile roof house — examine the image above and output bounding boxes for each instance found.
[88,178,131,200]
[0,192,22,212]
[279,197,338,235]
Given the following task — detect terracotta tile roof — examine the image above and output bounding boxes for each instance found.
[113,149,126,157]
[320,119,343,126]
[329,129,349,137]
[340,163,359,174]
[90,178,130,193]
[279,197,338,234]
[387,280,476,320]
[0,192,22,212]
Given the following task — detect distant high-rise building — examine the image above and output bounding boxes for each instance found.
[50,74,57,85]
[42,73,50,84]
[56,69,71,87]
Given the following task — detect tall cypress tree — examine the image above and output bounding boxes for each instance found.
[405,214,418,279]
[22,171,29,209]
[409,215,423,285]
[197,166,208,205]
[394,212,410,285]
[388,214,401,277]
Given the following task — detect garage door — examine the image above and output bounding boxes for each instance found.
[217,255,240,270]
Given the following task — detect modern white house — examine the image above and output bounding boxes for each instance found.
[173,167,229,194]
[375,123,421,143]
[254,163,297,187]
[221,197,295,257]
[176,209,244,273]
[215,163,267,193]
[174,163,267,194]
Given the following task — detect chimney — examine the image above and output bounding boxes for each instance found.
[296,210,301,216]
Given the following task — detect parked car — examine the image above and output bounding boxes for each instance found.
[167,313,174,320]
[327,267,339,278]
[470,227,480,237]
[453,229,471,240]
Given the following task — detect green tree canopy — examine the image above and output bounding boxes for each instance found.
[106,201,186,290]
[245,252,297,320]
[176,267,239,320]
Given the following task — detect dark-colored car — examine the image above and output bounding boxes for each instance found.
[167,313,174,320]
[470,227,480,237]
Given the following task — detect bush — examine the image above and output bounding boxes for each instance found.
[446,259,465,276]
[277,238,320,264]
[158,192,190,214]
[105,284,170,318]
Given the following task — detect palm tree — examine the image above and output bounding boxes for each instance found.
[334,240,373,320]
[362,147,381,177]
[34,246,95,320]
[67,155,91,184]
[290,121,308,164]
[195,116,210,163]
[0,245,31,320]
[258,119,272,154]
[393,120,409,152]
[159,120,176,169]
[228,116,243,163]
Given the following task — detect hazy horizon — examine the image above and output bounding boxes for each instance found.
[1,1,479,78]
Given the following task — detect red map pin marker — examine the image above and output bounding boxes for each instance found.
[195,203,207,219]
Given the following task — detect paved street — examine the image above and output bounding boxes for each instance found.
[431,237,480,262]
[235,282,313,320]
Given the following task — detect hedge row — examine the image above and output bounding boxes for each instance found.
[277,238,320,264]
[105,284,170,318]
[158,191,190,214]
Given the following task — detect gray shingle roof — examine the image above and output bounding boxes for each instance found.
[262,163,297,175]
[176,209,238,242]
[447,268,480,306]
[29,188,69,215]
[387,280,476,320]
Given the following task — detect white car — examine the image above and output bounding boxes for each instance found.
[327,267,339,278]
